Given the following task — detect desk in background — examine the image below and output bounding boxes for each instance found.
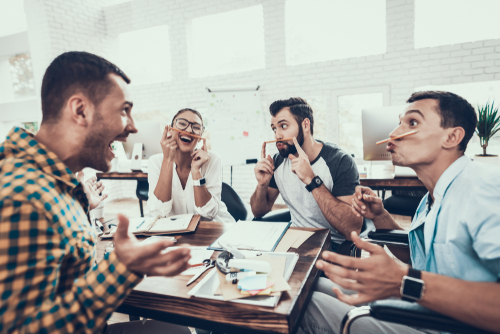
[360,177,425,200]
[97,222,330,334]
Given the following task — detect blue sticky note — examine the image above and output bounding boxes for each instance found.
[238,275,267,291]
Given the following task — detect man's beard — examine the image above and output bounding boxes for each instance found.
[278,126,304,157]
[79,112,113,172]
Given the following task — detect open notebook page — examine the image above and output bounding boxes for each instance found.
[127,217,157,233]
[149,213,193,232]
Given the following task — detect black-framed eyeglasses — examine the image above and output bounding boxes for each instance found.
[174,118,204,135]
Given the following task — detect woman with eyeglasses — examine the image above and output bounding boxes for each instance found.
[147,108,235,224]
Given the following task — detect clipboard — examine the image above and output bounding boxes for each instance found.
[208,221,291,252]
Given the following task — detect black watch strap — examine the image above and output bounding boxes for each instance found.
[401,268,423,302]
[305,176,322,192]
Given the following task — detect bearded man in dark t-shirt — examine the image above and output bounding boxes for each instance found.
[250,97,363,251]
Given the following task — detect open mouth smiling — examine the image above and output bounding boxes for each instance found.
[180,135,193,143]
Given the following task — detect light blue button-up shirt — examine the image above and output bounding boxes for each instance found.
[409,156,500,282]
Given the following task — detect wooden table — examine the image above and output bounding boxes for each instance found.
[360,177,424,189]
[97,171,147,181]
[97,222,331,334]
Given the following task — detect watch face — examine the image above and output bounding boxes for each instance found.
[402,277,424,299]
[315,178,321,184]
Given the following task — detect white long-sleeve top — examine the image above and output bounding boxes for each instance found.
[147,151,235,224]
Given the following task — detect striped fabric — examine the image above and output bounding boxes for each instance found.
[0,127,142,333]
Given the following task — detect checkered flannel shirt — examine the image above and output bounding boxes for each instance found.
[0,127,142,333]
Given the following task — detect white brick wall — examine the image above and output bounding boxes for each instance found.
[21,0,500,204]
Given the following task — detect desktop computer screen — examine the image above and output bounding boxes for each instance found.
[122,121,163,160]
[361,106,417,177]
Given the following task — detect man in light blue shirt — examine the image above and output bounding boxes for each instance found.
[298,91,500,334]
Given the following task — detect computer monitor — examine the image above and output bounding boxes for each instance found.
[362,106,417,177]
[362,106,406,161]
[122,121,163,160]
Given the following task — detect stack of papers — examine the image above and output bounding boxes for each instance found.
[209,221,291,252]
[239,276,275,296]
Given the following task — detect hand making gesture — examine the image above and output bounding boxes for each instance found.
[160,125,178,163]
[316,231,407,305]
[191,139,210,173]
[351,185,385,220]
[76,171,108,211]
[254,142,275,186]
[289,137,315,185]
[114,214,192,276]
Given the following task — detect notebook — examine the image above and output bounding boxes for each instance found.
[101,213,201,239]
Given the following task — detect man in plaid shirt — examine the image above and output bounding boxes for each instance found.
[0,52,192,333]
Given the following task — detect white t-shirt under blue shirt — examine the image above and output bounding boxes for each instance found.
[269,141,359,244]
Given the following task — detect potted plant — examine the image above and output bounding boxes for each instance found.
[475,101,500,162]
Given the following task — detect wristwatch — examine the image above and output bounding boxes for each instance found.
[305,176,323,192]
[193,178,206,187]
[400,268,425,302]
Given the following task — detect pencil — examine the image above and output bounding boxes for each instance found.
[265,138,294,144]
[190,263,205,267]
[171,128,205,141]
[376,130,418,145]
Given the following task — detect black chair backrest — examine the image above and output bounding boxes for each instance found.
[221,182,248,222]
[136,180,149,201]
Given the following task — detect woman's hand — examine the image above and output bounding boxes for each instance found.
[160,125,178,163]
[191,139,210,175]
[76,171,108,211]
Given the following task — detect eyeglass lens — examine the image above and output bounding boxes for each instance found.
[175,119,203,134]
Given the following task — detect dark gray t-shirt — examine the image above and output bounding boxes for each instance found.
[269,141,359,243]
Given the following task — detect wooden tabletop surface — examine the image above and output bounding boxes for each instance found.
[97,222,331,334]
[360,177,424,188]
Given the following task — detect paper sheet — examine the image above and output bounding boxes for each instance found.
[215,255,290,301]
[211,221,290,252]
[163,246,214,276]
[150,214,193,232]
[274,229,315,252]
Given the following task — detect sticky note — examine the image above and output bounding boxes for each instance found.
[243,131,249,137]
[238,275,267,291]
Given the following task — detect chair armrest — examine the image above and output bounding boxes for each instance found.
[369,300,495,334]
[366,229,409,247]
[253,209,291,222]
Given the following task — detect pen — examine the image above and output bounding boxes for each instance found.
[265,138,293,144]
[136,219,146,229]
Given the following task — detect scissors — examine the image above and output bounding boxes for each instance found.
[186,259,215,286]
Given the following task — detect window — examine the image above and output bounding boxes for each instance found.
[118,25,172,85]
[415,0,500,48]
[337,92,385,158]
[285,0,386,66]
[0,53,35,103]
[0,0,27,37]
[415,81,500,156]
[188,5,265,77]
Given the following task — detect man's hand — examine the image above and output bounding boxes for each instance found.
[160,125,178,163]
[316,231,407,305]
[191,139,210,174]
[76,171,108,211]
[113,214,191,276]
[289,137,315,185]
[351,186,385,220]
[254,142,274,186]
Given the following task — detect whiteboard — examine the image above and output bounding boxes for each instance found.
[205,89,269,166]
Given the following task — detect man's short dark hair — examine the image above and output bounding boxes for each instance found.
[41,51,130,123]
[407,91,477,152]
[269,97,314,135]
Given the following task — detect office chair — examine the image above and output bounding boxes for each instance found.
[383,195,422,217]
[341,229,495,334]
[136,180,149,217]
[253,208,291,222]
[341,300,495,334]
[221,182,252,221]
